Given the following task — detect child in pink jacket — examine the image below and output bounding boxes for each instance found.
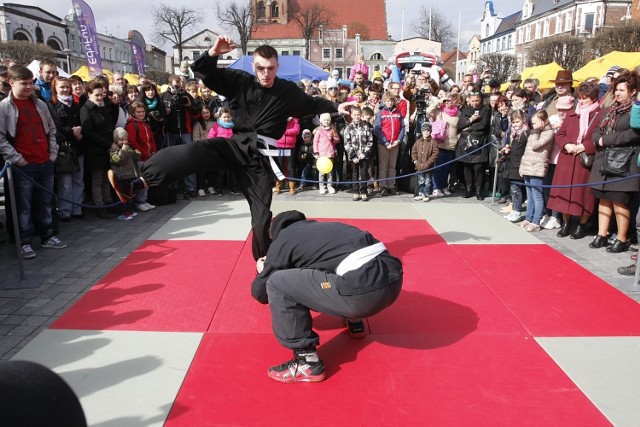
[207,108,238,195]
[313,112,340,194]
[274,117,300,194]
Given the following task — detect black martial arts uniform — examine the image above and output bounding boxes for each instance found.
[140,53,337,259]
[252,211,403,351]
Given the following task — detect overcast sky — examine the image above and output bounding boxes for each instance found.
[39,0,516,50]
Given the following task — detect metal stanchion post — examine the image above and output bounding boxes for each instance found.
[491,142,499,204]
[0,163,46,289]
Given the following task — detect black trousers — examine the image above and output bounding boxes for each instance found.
[266,268,402,350]
[141,137,273,260]
[462,162,486,194]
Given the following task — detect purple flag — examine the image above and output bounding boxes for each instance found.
[71,0,103,78]
[130,42,145,75]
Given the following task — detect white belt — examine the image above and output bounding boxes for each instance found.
[257,134,291,181]
[336,242,386,276]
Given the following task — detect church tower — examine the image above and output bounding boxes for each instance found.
[252,0,288,25]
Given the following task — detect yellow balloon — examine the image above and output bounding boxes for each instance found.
[316,157,333,174]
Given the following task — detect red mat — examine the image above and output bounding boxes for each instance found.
[52,240,245,332]
[165,332,609,426]
[453,244,640,337]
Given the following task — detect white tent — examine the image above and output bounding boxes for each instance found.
[27,60,70,79]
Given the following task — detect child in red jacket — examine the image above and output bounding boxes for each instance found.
[274,117,300,194]
[125,102,156,212]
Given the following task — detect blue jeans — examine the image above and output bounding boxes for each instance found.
[417,171,433,196]
[510,180,524,212]
[432,149,455,190]
[165,133,196,192]
[56,154,85,217]
[299,162,316,187]
[525,176,545,224]
[13,161,55,244]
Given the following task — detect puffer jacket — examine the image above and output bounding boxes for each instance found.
[344,120,373,161]
[276,118,300,149]
[519,125,554,178]
[411,136,439,172]
[313,127,339,158]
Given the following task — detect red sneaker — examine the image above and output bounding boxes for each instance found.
[267,355,325,383]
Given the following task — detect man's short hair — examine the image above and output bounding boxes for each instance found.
[39,59,55,71]
[8,65,33,81]
[167,74,181,85]
[523,78,539,87]
[254,45,278,61]
[86,80,104,94]
[354,71,364,77]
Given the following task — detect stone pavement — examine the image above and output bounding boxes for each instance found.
[1,186,639,361]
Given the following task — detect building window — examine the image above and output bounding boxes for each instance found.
[293,50,301,56]
[335,48,343,59]
[508,34,512,48]
[370,52,383,60]
[35,26,44,43]
[281,50,289,56]
[584,13,595,33]
[323,48,331,59]
[526,25,531,42]
[566,12,572,32]
[497,38,501,51]
[47,38,62,51]
[257,2,266,19]
[485,23,490,38]
[535,22,541,39]
[544,18,550,37]
[192,51,200,60]
[556,15,562,33]
[271,2,279,17]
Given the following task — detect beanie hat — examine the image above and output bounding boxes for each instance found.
[607,65,621,76]
[421,122,432,133]
[302,129,312,137]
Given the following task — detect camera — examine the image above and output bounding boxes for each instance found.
[415,88,431,115]
[171,85,191,108]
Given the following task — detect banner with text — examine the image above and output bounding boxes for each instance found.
[130,42,145,75]
[71,0,103,78]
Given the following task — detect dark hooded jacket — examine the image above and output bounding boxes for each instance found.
[251,211,403,304]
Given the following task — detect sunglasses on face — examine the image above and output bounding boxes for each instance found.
[329,87,338,91]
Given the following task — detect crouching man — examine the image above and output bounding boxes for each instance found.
[252,210,403,383]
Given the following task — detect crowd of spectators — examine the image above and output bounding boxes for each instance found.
[1,54,640,278]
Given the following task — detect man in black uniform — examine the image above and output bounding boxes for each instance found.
[109,36,337,259]
[252,210,403,383]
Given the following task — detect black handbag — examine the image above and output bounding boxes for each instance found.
[578,152,595,169]
[54,142,80,175]
[601,146,635,177]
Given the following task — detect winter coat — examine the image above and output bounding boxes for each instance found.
[547,108,602,216]
[313,127,339,158]
[437,110,460,152]
[411,136,439,172]
[504,131,528,181]
[631,100,640,129]
[590,108,640,192]
[207,122,234,139]
[192,119,215,141]
[349,62,369,81]
[374,106,405,146]
[276,118,300,149]
[125,118,156,161]
[519,125,555,178]
[48,100,84,156]
[455,104,491,163]
[109,144,140,180]
[344,121,373,161]
[81,100,115,170]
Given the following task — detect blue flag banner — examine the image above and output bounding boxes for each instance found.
[71,0,103,78]
[131,42,145,75]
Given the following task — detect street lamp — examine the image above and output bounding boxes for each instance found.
[62,48,71,73]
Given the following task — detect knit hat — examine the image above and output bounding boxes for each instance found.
[270,210,307,240]
[555,96,575,110]
[302,129,312,137]
[421,122,432,133]
[607,65,621,76]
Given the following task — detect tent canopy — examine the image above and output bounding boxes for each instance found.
[124,73,139,86]
[27,60,69,79]
[71,66,113,82]
[228,55,329,82]
[500,62,564,92]
[574,51,640,82]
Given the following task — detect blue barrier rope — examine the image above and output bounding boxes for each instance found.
[9,165,124,210]
[0,161,9,179]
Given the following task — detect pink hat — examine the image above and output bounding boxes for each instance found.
[555,96,575,110]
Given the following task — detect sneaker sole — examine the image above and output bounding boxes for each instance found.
[107,170,133,204]
[267,370,326,383]
[41,244,68,249]
[22,253,36,259]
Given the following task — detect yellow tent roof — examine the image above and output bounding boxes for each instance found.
[124,73,139,86]
[574,51,640,82]
[71,66,113,82]
[498,62,564,92]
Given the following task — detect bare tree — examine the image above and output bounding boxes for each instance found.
[145,69,171,85]
[348,22,370,40]
[479,53,517,84]
[411,6,455,51]
[290,1,334,60]
[0,41,55,66]
[527,35,585,71]
[216,1,255,54]
[152,4,203,67]
[591,21,640,57]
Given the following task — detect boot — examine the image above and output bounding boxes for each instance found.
[570,224,587,240]
[288,181,297,195]
[274,181,282,194]
[557,222,571,238]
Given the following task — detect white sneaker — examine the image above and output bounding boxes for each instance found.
[207,187,216,195]
[543,216,562,230]
[432,189,444,197]
[328,186,336,194]
[413,194,424,201]
[145,202,156,210]
[539,215,550,228]
[443,188,451,196]
[136,203,150,212]
[423,195,430,202]
[319,187,327,195]
[506,211,524,223]
[198,189,206,197]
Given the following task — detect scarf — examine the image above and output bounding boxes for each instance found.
[144,97,158,110]
[599,100,632,136]
[510,122,529,141]
[58,95,73,108]
[217,118,234,129]
[575,101,599,145]
[443,104,458,117]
